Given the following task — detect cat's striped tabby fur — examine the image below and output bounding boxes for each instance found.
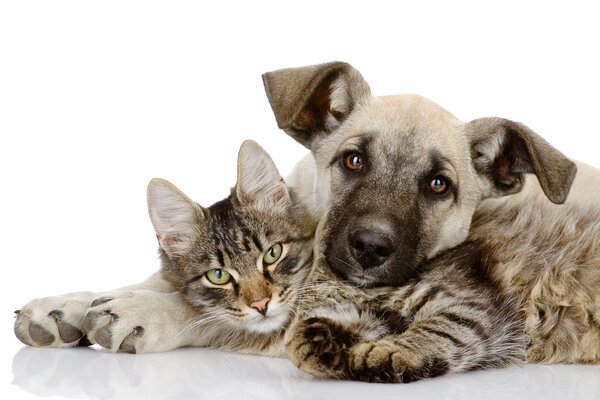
[15,61,600,383]
[16,140,527,383]
[139,141,528,381]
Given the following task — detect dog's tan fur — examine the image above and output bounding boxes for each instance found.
[14,62,600,375]
[471,170,600,363]
[264,61,600,364]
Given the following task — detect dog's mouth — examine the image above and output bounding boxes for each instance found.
[324,248,408,288]
[323,220,419,288]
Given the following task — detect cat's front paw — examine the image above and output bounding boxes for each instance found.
[349,341,448,383]
[288,317,357,379]
[84,291,192,354]
[348,342,408,383]
[14,292,96,348]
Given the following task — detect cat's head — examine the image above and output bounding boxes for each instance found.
[147,140,316,334]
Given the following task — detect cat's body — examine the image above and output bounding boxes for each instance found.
[149,190,530,382]
[281,159,600,381]
[184,170,600,381]
[283,247,526,382]
[262,61,600,375]
[284,174,600,381]
[14,138,600,383]
[15,141,530,383]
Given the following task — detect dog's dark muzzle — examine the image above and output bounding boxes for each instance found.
[325,213,419,287]
[348,227,394,270]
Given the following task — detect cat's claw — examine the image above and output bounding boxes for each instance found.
[84,299,143,353]
[14,293,95,348]
[83,291,189,354]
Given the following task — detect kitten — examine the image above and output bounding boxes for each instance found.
[147,140,316,355]
[150,140,528,381]
[15,140,527,382]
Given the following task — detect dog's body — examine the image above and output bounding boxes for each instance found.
[15,62,600,370]
[469,166,600,362]
[264,62,600,364]
[290,153,600,363]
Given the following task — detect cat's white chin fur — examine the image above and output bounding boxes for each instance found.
[243,310,290,334]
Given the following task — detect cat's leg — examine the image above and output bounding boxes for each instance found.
[287,293,526,382]
[14,271,174,348]
[82,289,207,354]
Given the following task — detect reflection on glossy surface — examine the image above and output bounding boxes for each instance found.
[11,346,600,400]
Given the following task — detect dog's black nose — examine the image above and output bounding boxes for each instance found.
[348,228,393,269]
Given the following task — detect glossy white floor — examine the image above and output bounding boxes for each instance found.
[5,339,600,400]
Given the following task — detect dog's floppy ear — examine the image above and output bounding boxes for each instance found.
[467,117,577,204]
[262,61,371,148]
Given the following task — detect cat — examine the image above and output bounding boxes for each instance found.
[15,140,527,383]
[149,140,528,382]
[14,140,316,355]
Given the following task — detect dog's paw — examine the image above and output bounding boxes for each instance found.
[84,291,192,354]
[14,292,96,348]
[287,317,357,379]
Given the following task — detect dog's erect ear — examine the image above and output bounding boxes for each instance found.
[236,140,290,209]
[147,178,204,255]
[262,61,371,148]
[467,117,577,204]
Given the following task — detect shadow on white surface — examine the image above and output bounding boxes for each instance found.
[11,346,600,400]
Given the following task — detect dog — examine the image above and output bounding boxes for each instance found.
[262,61,600,362]
[14,62,600,365]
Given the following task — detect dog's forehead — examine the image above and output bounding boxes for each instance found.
[319,94,467,166]
[364,95,461,145]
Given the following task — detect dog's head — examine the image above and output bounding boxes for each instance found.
[263,61,577,287]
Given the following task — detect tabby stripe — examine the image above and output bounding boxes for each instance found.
[242,237,251,251]
[289,258,308,274]
[456,300,490,313]
[185,274,203,286]
[372,308,409,333]
[216,249,225,267]
[410,286,443,314]
[440,312,488,339]
[420,326,465,347]
[393,284,417,305]
[251,234,262,251]
[263,269,274,283]
[279,285,290,298]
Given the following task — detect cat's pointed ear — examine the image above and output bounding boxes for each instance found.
[235,140,290,209]
[147,178,204,255]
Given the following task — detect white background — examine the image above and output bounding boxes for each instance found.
[1,1,599,399]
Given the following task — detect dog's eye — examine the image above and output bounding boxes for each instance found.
[429,176,449,194]
[342,152,363,171]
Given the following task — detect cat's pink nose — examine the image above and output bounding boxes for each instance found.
[250,297,270,316]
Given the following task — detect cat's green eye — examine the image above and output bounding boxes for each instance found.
[206,268,231,285]
[263,243,283,265]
